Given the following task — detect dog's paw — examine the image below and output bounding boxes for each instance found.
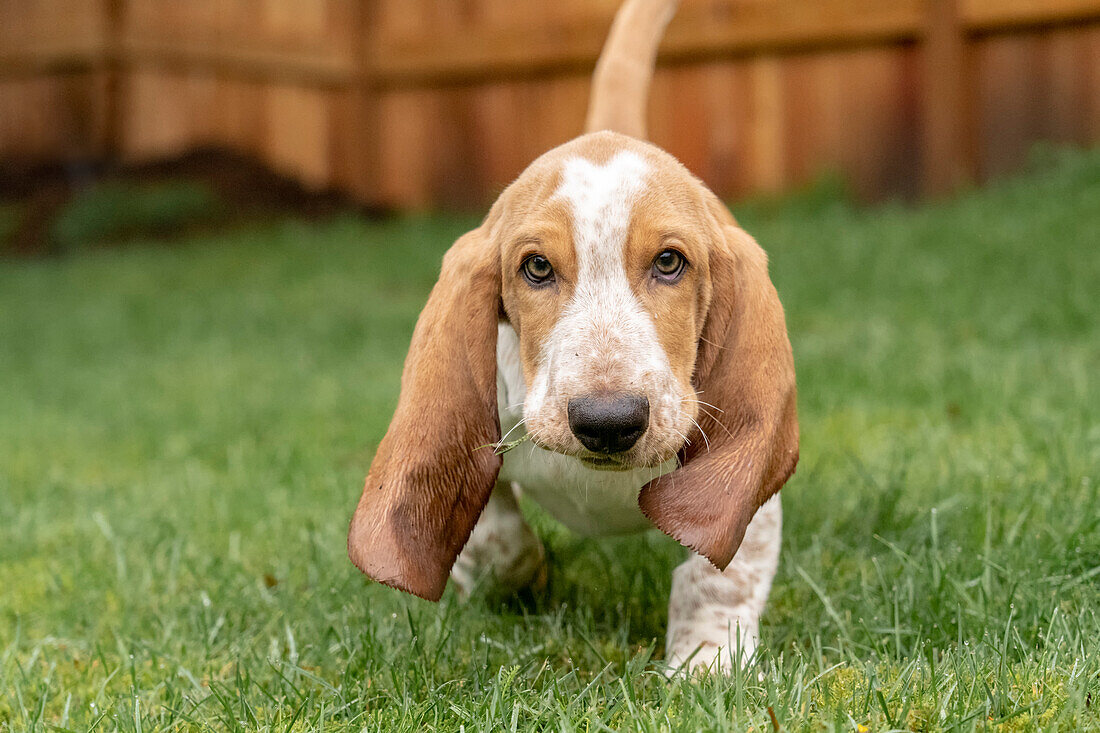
[450,533,546,600]
[664,617,758,677]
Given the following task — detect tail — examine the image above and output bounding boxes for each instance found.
[584,0,679,140]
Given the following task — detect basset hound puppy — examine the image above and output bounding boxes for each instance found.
[348,0,798,673]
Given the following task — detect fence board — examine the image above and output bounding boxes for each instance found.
[265,83,331,188]
[964,0,1100,31]
[0,0,108,59]
[369,0,924,86]
[923,0,972,194]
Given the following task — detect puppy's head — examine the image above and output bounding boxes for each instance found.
[499,135,706,471]
[349,131,798,600]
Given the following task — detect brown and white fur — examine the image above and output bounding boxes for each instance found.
[348,0,798,674]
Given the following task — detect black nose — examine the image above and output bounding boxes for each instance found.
[567,393,649,454]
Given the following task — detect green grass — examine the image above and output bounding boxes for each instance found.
[2,148,1098,731]
[49,180,225,251]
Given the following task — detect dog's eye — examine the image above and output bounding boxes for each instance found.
[652,249,686,282]
[521,254,555,285]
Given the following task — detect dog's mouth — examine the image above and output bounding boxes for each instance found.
[578,454,631,471]
[528,437,679,473]
[526,437,637,471]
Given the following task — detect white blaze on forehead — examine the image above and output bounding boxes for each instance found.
[553,150,651,307]
[554,151,650,267]
[553,150,655,356]
[551,150,660,349]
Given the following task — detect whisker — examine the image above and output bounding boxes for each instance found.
[681,395,734,440]
[691,404,717,420]
[683,395,724,414]
[697,336,724,350]
[523,424,545,448]
[695,407,733,437]
[669,427,692,447]
[683,400,725,424]
[674,401,712,455]
[707,414,734,440]
[686,415,711,453]
[496,418,527,446]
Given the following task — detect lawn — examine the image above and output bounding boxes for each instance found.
[1,148,1098,732]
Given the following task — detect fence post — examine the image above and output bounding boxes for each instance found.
[921,0,974,196]
[103,0,126,158]
[352,0,383,207]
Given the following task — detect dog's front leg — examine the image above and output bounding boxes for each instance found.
[451,481,546,598]
[665,495,781,674]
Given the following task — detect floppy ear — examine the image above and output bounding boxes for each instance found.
[639,201,798,570]
[348,225,502,601]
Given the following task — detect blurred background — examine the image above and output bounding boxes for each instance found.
[1,0,1099,255]
[3,3,1099,728]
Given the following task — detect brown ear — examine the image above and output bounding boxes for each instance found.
[639,203,798,570]
[348,226,502,601]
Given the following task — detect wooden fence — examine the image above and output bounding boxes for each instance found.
[2,0,1099,208]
